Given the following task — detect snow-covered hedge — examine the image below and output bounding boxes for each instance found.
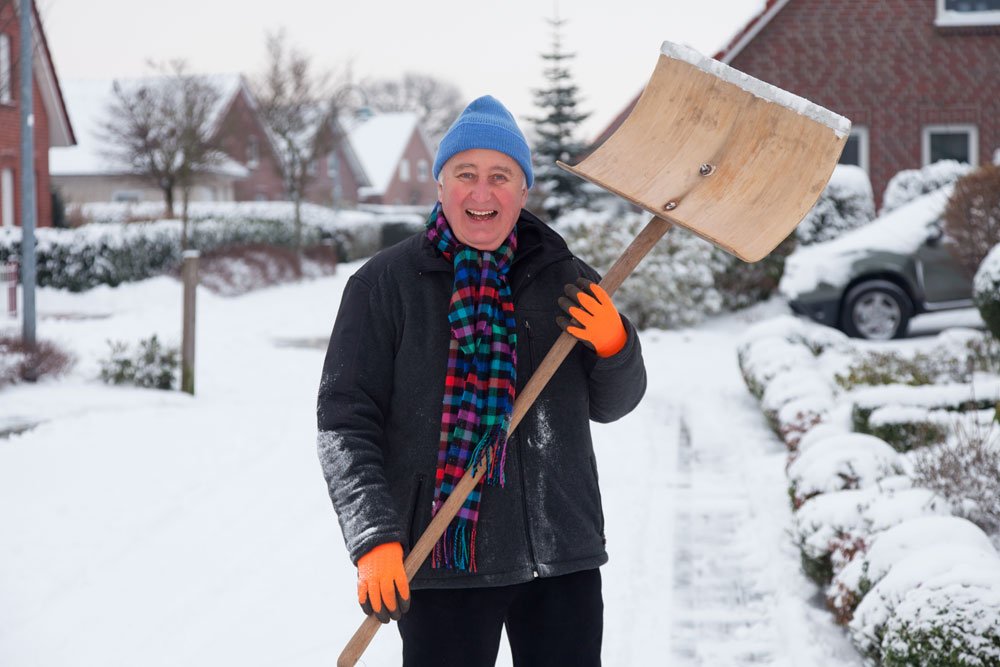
[558,209,724,329]
[974,243,1000,340]
[0,206,385,291]
[850,544,1000,666]
[880,160,971,216]
[797,165,875,246]
[737,315,850,448]
[850,380,1000,451]
[787,433,903,508]
[741,316,1000,665]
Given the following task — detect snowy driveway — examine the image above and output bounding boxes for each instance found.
[1,268,860,666]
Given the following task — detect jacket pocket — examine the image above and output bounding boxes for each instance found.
[589,455,606,543]
[407,474,427,552]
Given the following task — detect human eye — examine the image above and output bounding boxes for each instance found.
[490,173,509,184]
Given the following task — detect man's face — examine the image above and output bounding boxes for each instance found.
[437,148,529,251]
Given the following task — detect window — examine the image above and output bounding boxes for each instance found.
[838,126,870,173]
[1,168,12,228]
[936,0,1000,26]
[327,153,339,179]
[247,136,259,169]
[112,190,141,203]
[399,158,410,182]
[416,159,429,182]
[0,34,11,105]
[922,124,979,166]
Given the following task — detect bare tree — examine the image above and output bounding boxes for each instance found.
[252,30,345,260]
[359,72,464,143]
[98,61,225,247]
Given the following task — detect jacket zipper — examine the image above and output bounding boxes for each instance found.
[519,318,540,578]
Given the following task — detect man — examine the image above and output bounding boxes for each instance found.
[317,95,646,666]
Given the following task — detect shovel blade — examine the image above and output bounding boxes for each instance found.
[560,43,850,262]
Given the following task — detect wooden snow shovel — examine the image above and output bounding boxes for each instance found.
[337,40,850,667]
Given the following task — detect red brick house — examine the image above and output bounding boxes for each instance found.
[0,2,75,228]
[51,75,371,209]
[595,0,1000,208]
[347,112,437,207]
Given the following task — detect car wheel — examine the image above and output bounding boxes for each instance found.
[841,280,913,340]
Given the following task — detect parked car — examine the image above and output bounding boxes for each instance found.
[780,187,973,340]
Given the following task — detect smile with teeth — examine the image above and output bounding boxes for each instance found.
[466,209,499,221]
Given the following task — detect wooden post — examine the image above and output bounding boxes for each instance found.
[181,251,198,395]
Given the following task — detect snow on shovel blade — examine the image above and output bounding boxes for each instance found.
[559,41,851,263]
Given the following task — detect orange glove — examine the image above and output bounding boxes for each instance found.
[557,278,627,358]
[357,542,410,624]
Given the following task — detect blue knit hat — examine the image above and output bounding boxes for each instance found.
[433,95,534,188]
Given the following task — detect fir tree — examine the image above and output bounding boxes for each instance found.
[528,15,591,221]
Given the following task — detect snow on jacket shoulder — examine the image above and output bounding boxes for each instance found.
[316,208,647,589]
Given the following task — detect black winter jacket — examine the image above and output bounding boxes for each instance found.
[316,209,647,589]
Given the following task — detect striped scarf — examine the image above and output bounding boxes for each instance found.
[426,204,518,572]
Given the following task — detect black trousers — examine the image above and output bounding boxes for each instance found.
[397,568,603,667]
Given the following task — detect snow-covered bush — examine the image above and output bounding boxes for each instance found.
[850,381,1000,437]
[862,405,949,452]
[787,433,903,508]
[912,419,1000,534]
[881,160,972,215]
[98,335,179,390]
[797,165,875,246]
[795,488,872,586]
[0,209,377,291]
[0,335,74,388]
[974,243,1000,340]
[850,544,1000,666]
[558,209,724,329]
[835,348,968,390]
[943,164,1000,278]
[196,243,338,296]
[830,513,977,625]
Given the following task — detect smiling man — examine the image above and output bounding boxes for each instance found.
[317,96,647,666]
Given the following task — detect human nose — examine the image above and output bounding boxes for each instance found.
[470,178,491,202]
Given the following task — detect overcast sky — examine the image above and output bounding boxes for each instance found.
[40,0,765,141]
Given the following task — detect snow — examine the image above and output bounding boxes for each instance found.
[347,112,420,197]
[49,75,244,176]
[849,544,1000,659]
[779,187,951,299]
[787,433,902,504]
[658,41,851,138]
[0,267,863,666]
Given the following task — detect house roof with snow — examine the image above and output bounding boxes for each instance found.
[346,112,424,197]
[712,0,789,63]
[49,74,245,177]
[18,2,75,147]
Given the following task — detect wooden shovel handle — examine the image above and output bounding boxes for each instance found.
[337,216,673,667]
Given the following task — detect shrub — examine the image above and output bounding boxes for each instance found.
[974,243,1000,340]
[195,242,337,296]
[559,209,724,329]
[0,206,384,291]
[850,545,1000,666]
[912,419,1000,534]
[796,165,875,246]
[943,164,1000,278]
[98,335,179,390]
[881,160,972,215]
[787,433,902,508]
[863,407,949,452]
[0,335,74,387]
[835,349,967,390]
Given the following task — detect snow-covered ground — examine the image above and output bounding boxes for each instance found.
[1,267,867,666]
